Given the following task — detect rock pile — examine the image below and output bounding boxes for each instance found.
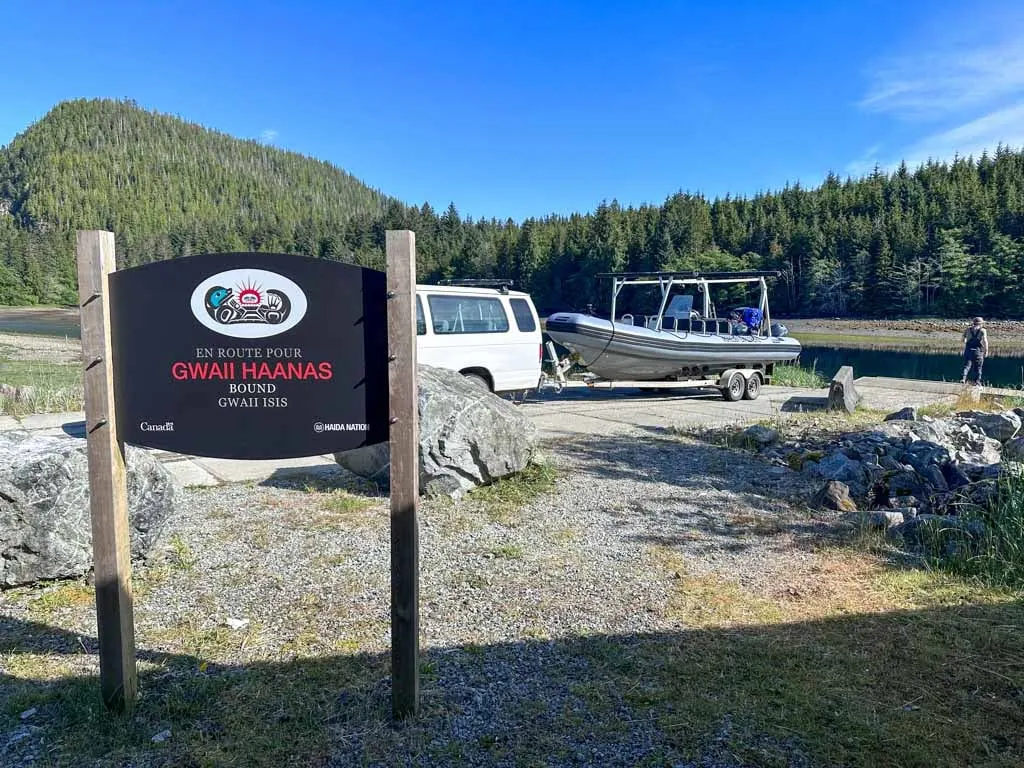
[740,408,1024,548]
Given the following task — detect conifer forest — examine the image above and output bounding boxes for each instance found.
[2,99,1023,318]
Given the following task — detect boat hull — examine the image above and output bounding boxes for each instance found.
[545,312,801,381]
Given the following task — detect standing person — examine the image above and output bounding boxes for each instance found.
[961,317,989,385]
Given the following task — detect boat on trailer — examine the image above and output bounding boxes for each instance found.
[542,270,801,401]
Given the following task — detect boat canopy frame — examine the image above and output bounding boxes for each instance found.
[596,270,781,337]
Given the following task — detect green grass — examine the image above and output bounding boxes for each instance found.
[468,460,560,522]
[927,469,1024,589]
[28,581,94,615]
[488,544,525,560]
[3,546,1022,766]
[638,546,1024,768]
[0,350,83,416]
[168,534,197,572]
[770,360,828,388]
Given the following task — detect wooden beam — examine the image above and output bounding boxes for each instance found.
[76,230,137,711]
[386,230,420,719]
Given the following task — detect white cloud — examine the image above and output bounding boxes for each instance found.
[887,103,1024,170]
[850,22,1024,176]
[259,129,279,144]
[860,39,1024,120]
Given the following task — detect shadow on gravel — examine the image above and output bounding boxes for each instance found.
[779,395,828,412]
[2,599,1022,768]
[555,432,833,556]
[259,465,387,497]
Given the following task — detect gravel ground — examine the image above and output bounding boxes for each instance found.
[1,430,832,767]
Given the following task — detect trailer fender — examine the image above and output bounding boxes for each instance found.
[716,368,749,387]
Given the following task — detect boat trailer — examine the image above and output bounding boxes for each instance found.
[539,341,773,402]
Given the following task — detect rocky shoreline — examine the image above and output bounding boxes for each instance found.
[733,406,1024,554]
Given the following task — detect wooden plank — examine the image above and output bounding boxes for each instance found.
[386,229,420,719]
[75,230,137,711]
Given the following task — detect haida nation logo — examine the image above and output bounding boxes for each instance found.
[190,269,308,338]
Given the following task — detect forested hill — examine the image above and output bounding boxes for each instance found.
[2,98,1024,318]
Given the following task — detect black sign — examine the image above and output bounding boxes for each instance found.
[108,253,389,460]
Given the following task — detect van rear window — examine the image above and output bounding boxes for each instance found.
[509,298,536,332]
[416,295,426,336]
[427,295,509,334]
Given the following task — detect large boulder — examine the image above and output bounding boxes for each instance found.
[334,365,538,498]
[0,432,176,587]
[958,411,1022,443]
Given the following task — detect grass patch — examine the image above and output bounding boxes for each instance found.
[28,581,94,615]
[0,651,390,767]
[3,547,1023,766]
[638,545,1024,767]
[925,470,1024,589]
[488,544,525,560]
[468,460,559,521]
[279,483,380,530]
[771,360,828,388]
[321,490,375,517]
[168,534,196,572]
[0,354,83,416]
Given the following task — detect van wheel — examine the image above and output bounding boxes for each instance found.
[742,373,761,401]
[462,373,491,391]
[722,372,745,402]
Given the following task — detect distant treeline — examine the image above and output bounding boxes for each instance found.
[2,98,1024,318]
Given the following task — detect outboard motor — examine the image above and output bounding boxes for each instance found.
[771,322,789,338]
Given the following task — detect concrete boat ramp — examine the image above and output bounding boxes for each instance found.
[0,377,1009,487]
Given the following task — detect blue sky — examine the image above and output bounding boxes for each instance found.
[3,0,1024,220]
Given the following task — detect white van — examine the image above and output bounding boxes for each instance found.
[415,283,543,393]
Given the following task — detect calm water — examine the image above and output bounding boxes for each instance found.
[799,345,1024,389]
[0,309,81,339]
[3,310,1023,388]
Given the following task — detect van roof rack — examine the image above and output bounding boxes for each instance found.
[438,278,516,293]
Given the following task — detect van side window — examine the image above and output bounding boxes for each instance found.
[509,298,536,332]
[427,295,509,334]
[416,295,426,336]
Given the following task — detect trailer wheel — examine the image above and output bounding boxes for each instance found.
[722,372,745,401]
[742,373,762,401]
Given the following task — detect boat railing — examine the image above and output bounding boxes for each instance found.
[626,314,741,335]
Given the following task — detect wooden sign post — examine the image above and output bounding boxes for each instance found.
[76,230,137,711]
[386,230,420,719]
